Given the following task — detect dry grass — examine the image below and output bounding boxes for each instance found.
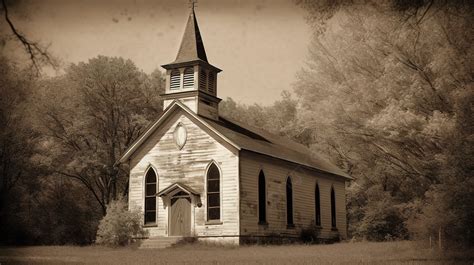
[0,241,472,265]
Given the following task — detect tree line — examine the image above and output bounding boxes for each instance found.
[0,56,165,244]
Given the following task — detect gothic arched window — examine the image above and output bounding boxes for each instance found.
[144,168,157,224]
[286,177,294,227]
[315,183,321,226]
[331,186,337,228]
[207,163,220,221]
[258,170,267,224]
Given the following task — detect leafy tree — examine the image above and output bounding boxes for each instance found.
[0,58,39,214]
[294,0,473,244]
[33,56,164,215]
[0,58,43,244]
[220,91,308,143]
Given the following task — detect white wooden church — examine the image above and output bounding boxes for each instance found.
[118,8,351,245]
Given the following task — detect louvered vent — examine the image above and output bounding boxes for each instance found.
[208,72,215,94]
[170,70,181,90]
[199,70,207,91]
[183,67,194,89]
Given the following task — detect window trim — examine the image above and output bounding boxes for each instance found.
[144,166,158,225]
[205,161,222,223]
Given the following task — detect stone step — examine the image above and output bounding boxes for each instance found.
[139,237,182,249]
[147,236,182,241]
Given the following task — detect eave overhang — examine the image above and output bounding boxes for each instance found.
[157,182,200,197]
[160,90,222,103]
[161,59,222,73]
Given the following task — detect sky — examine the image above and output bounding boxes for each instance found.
[4,0,311,105]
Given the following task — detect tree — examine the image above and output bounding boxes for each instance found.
[220,91,306,143]
[294,0,473,243]
[0,57,39,212]
[34,56,164,215]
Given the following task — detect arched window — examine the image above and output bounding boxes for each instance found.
[144,168,157,224]
[315,183,321,226]
[331,186,337,228]
[170,70,181,90]
[208,72,215,94]
[199,70,207,91]
[258,170,266,224]
[286,177,294,227]
[183,67,194,88]
[207,163,220,221]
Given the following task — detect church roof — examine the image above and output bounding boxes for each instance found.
[118,101,352,180]
[201,115,352,180]
[171,8,208,64]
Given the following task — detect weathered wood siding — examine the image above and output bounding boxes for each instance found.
[128,109,239,238]
[239,151,348,239]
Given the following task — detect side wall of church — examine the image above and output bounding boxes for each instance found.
[239,151,348,241]
[128,109,240,238]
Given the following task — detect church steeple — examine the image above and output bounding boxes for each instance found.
[161,6,221,120]
[173,8,208,64]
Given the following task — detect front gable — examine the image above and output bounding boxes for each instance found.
[120,101,239,167]
[129,109,238,190]
[127,106,240,237]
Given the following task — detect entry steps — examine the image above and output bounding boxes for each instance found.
[139,236,182,249]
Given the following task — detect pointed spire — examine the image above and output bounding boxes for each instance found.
[173,8,208,63]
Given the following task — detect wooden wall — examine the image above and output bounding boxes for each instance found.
[128,109,240,238]
[239,151,348,239]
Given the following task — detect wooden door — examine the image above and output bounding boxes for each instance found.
[169,197,191,236]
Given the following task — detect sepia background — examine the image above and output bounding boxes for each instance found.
[0,0,473,260]
[2,0,310,104]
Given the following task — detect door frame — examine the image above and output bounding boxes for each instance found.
[157,183,200,237]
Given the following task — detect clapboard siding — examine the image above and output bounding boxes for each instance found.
[128,109,239,237]
[239,151,348,239]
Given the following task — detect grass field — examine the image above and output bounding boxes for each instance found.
[0,241,472,265]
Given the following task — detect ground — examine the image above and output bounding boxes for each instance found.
[0,241,472,265]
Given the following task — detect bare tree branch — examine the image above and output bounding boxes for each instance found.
[1,0,57,74]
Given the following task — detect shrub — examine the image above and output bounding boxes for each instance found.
[95,197,148,246]
[353,187,408,241]
[357,202,407,241]
[300,226,321,244]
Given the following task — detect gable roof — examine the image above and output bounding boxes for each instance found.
[118,100,352,180]
[157,182,200,197]
[200,116,352,180]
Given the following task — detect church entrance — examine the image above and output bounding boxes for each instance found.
[169,192,191,236]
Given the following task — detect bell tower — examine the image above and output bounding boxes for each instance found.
[161,6,222,120]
